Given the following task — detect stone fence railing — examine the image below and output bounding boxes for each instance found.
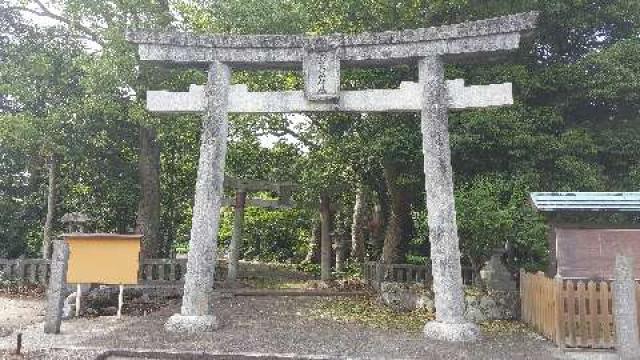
[362,261,474,286]
[0,258,227,286]
[0,258,50,285]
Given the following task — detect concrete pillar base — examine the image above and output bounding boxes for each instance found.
[165,314,220,333]
[423,320,480,342]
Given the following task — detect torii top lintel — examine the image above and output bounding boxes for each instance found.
[126,12,538,69]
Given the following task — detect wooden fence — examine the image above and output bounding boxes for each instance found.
[520,270,640,349]
[0,258,227,285]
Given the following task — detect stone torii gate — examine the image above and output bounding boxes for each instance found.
[222,176,296,281]
[127,12,538,341]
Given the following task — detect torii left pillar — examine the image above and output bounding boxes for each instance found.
[165,61,230,333]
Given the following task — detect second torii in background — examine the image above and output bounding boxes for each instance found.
[222,176,297,281]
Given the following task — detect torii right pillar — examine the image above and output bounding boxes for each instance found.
[420,56,478,341]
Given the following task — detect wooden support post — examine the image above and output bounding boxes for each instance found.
[554,275,565,348]
[15,333,22,355]
[117,284,124,318]
[75,283,82,317]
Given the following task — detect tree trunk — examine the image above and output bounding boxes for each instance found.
[305,218,322,263]
[136,126,162,258]
[381,161,414,264]
[42,154,57,259]
[320,193,332,281]
[351,186,368,262]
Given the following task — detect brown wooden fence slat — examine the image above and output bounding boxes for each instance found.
[577,281,587,346]
[519,270,631,350]
[567,280,576,347]
[555,276,565,348]
[600,281,609,347]
[587,281,598,345]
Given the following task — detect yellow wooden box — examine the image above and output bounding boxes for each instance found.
[65,233,142,285]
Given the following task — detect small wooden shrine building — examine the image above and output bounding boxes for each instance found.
[530,192,640,279]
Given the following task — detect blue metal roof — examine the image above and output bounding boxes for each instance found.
[530,192,640,212]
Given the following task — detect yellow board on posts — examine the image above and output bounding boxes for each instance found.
[65,234,142,285]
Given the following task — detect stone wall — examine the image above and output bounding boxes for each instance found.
[377,282,519,322]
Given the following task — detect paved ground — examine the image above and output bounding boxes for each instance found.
[0,294,574,359]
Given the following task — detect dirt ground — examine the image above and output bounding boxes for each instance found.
[0,296,45,338]
[0,294,571,360]
[0,264,613,359]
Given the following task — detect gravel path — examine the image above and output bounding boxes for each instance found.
[1,294,570,359]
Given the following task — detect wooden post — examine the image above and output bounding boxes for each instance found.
[75,283,82,317]
[117,284,124,318]
[554,275,565,348]
[15,333,22,355]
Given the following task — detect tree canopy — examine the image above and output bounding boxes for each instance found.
[0,0,638,277]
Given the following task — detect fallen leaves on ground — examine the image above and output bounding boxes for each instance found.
[0,283,45,299]
[305,296,435,332]
[306,297,536,337]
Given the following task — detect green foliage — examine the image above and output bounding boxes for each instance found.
[1,0,639,274]
[216,207,313,263]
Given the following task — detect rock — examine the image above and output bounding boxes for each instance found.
[132,293,151,304]
[101,306,118,316]
[416,296,435,313]
[464,295,477,305]
[376,282,519,321]
[378,282,416,312]
[464,305,486,323]
[378,282,432,313]
[480,250,517,291]
[84,307,99,316]
[479,297,496,310]
[86,287,118,308]
[62,293,76,320]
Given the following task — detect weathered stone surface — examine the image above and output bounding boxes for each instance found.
[62,293,76,320]
[420,56,478,341]
[464,290,519,322]
[423,321,481,342]
[613,255,640,359]
[86,287,119,308]
[146,80,512,114]
[170,61,231,330]
[131,10,538,342]
[378,282,434,312]
[377,282,517,322]
[126,12,538,66]
[165,314,220,333]
[44,240,69,334]
[480,250,517,291]
[303,50,340,101]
